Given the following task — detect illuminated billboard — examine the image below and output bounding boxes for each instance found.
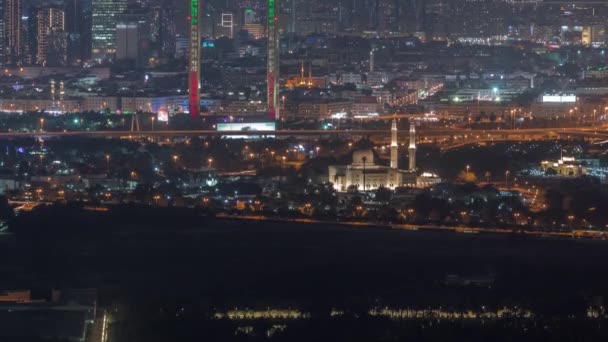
[157,109,169,122]
[216,122,276,139]
[542,95,576,103]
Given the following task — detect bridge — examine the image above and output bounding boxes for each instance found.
[428,127,608,150]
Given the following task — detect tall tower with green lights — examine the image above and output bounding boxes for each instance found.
[267,0,279,121]
[188,0,200,117]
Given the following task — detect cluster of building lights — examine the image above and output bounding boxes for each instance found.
[212,306,535,321]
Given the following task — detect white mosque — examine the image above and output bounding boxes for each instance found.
[328,119,441,192]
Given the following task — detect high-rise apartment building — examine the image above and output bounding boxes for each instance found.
[6,0,21,64]
[36,6,66,66]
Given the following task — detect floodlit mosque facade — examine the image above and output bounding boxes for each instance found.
[329,120,441,192]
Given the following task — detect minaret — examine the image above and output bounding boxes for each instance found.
[307,62,313,87]
[300,60,305,86]
[390,119,398,169]
[408,121,416,172]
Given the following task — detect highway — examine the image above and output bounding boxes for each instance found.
[215,214,608,241]
[0,126,606,140]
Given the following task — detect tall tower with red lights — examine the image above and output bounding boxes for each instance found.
[267,0,279,121]
[188,0,201,117]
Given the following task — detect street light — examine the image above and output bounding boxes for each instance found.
[505,170,510,188]
[207,158,213,168]
[105,154,110,173]
[39,118,44,132]
[568,215,575,230]
[151,116,155,131]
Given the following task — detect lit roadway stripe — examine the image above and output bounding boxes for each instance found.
[0,127,605,138]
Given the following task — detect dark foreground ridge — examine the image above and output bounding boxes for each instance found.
[3,204,608,340]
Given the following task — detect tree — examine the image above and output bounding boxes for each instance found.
[0,195,14,221]
[457,170,478,183]
[545,168,557,176]
[545,189,564,210]
[378,206,399,223]
[375,186,392,203]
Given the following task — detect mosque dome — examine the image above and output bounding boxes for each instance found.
[352,149,375,166]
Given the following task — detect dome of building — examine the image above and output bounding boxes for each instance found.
[352,149,375,166]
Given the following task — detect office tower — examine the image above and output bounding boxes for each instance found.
[189,0,200,117]
[290,0,295,33]
[115,7,153,66]
[415,0,425,32]
[21,11,30,64]
[365,0,378,30]
[91,0,127,60]
[398,0,425,34]
[377,0,398,32]
[65,0,87,65]
[116,20,138,61]
[267,0,279,120]
[157,1,175,59]
[36,6,66,66]
[0,1,5,66]
[6,0,21,64]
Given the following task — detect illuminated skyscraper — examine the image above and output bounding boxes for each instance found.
[188,0,200,117]
[36,6,66,66]
[0,2,6,66]
[6,0,21,64]
[91,0,127,60]
[267,0,279,120]
[155,1,176,59]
